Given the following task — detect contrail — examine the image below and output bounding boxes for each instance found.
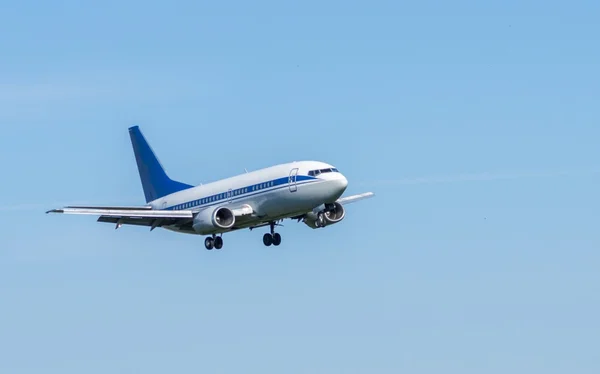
[356,168,600,187]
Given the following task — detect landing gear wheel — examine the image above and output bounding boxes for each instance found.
[272,233,282,246]
[263,233,273,246]
[204,237,214,250]
[214,236,223,250]
[317,212,325,227]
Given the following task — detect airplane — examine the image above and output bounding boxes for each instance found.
[46,126,375,250]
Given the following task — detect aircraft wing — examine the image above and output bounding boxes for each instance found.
[46,205,193,230]
[336,192,375,205]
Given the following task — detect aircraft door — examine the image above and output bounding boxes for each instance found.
[288,168,298,192]
[227,189,233,203]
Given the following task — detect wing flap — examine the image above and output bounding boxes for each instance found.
[98,216,157,227]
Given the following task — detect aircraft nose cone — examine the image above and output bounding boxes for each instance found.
[340,174,348,189]
[337,174,348,193]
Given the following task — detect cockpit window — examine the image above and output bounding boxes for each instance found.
[308,168,340,176]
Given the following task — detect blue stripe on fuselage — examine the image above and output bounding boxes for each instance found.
[163,175,318,211]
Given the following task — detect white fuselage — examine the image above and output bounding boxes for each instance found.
[150,161,348,235]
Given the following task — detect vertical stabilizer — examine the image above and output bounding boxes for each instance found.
[128,126,194,203]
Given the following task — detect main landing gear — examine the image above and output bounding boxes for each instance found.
[263,221,282,247]
[205,234,223,250]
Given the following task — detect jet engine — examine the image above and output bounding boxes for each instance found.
[303,202,345,229]
[192,206,235,235]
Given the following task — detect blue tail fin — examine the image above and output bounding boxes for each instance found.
[129,126,194,203]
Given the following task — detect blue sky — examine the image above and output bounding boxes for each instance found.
[1,1,599,373]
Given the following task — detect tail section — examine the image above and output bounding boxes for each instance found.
[129,126,194,203]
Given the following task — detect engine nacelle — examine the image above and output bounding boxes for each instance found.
[303,202,346,229]
[192,206,235,235]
